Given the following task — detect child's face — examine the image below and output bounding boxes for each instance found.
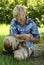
[4,39,10,48]
[16,17,26,25]
[4,39,12,51]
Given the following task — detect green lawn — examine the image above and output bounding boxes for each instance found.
[0,24,44,65]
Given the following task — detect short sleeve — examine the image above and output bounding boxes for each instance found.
[10,19,18,34]
[31,22,40,38]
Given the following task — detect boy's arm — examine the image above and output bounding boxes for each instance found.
[11,34,39,42]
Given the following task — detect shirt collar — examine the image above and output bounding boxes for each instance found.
[25,16,29,25]
[14,16,29,25]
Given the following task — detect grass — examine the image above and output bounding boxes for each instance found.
[0,24,44,65]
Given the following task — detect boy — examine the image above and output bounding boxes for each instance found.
[3,5,40,60]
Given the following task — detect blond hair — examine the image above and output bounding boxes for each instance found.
[13,5,26,19]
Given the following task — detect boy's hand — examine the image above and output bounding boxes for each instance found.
[14,34,33,40]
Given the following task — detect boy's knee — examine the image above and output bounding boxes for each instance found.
[14,55,23,60]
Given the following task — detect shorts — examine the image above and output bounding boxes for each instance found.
[3,36,32,59]
[14,46,32,59]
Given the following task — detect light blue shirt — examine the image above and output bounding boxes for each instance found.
[10,18,40,51]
